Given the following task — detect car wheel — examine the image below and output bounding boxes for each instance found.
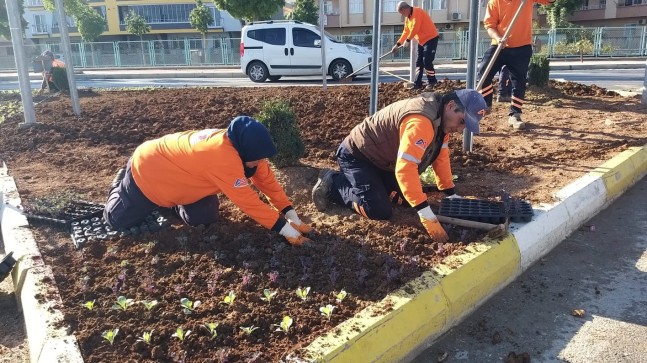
[248,61,269,83]
[330,59,352,81]
[268,75,282,82]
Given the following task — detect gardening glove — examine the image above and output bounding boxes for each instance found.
[391,44,400,53]
[417,206,449,243]
[445,194,462,199]
[279,222,312,246]
[285,209,314,235]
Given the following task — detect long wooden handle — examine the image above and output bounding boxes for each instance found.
[476,0,529,91]
[437,215,501,231]
[344,50,393,79]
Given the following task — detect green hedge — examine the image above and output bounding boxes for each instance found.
[255,100,305,167]
[528,54,549,87]
[51,66,69,92]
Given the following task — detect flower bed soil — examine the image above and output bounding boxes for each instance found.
[0,81,645,362]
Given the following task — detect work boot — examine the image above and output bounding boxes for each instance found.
[497,94,511,103]
[424,80,437,91]
[407,83,423,90]
[110,168,126,189]
[312,168,335,212]
[507,112,526,130]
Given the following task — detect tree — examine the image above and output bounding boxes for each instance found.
[213,0,284,22]
[289,0,319,25]
[189,0,214,61]
[76,7,105,66]
[124,11,151,65]
[1,0,28,40]
[540,0,585,29]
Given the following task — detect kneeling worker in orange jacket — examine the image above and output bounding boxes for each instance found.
[312,90,487,242]
[104,116,312,246]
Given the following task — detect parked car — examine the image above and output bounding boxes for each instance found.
[240,20,371,82]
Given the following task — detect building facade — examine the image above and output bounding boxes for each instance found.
[22,0,242,44]
[568,0,647,27]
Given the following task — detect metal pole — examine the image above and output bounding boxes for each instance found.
[409,0,419,82]
[5,0,36,125]
[369,0,382,115]
[463,0,481,151]
[641,59,647,105]
[54,0,81,116]
[320,0,327,90]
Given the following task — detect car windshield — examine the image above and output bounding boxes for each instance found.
[324,31,340,43]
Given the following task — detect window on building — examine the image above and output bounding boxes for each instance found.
[599,0,606,8]
[633,0,643,5]
[293,28,320,47]
[247,28,286,46]
[119,4,214,25]
[581,0,589,9]
[323,1,334,15]
[349,0,363,14]
[33,14,47,33]
[432,0,447,10]
[384,0,397,12]
[92,6,106,19]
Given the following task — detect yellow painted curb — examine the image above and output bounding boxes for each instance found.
[295,236,519,363]
[592,145,647,200]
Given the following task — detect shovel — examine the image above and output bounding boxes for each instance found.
[476,0,529,91]
[339,50,395,83]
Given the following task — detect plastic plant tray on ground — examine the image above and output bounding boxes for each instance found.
[25,201,105,228]
[70,211,170,249]
[439,198,534,224]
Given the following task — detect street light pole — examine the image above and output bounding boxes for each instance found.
[320,0,327,90]
[369,0,382,115]
[5,0,36,126]
[463,0,481,152]
[54,0,81,116]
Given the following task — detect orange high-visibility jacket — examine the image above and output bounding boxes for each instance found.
[397,115,453,208]
[397,7,439,46]
[131,129,292,230]
[484,0,552,48]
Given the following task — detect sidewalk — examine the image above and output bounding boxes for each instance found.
[0,59,644,81]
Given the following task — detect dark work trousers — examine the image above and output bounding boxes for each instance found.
[330,145,406,221]
[104,159,220,229]
[477,44,532,115]
[414,36,439,86]
[498,65,512,97]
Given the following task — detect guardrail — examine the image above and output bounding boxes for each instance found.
[1,26,646,70]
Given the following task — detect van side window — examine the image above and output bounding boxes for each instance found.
[248,28,286,46]
[292,28,321,48]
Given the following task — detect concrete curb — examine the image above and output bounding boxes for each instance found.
[293,143,647,362]
[1,144,645,363]
[0,163,84,363]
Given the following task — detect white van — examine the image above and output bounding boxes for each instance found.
[240,20,372,82]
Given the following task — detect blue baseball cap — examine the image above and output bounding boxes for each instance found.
[456,89,488,135]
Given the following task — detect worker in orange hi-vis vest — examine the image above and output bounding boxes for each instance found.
[477,0,554,130]
[391,1,440,91]
[312,90,487,243]
[104,116,314,246]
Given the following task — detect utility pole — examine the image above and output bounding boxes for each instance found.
[54,0,81,116]
[642,59,647,105]
[5,0,36,126]
[369,0,382,115]
[463,0,481,152]
[409,0,418,83]
[320,0,327,90]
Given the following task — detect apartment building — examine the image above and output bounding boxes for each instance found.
[568,0,647,27]
[22,0,242,44]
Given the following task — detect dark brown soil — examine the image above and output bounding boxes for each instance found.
[0,81,645,362]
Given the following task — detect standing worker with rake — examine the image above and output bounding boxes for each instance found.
[391,1,440,91]
[477,0,553,130]
[311,90,487,243]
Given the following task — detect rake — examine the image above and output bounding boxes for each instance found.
[339,49,395,83]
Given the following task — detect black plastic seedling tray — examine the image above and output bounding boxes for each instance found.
[25,201,105,228]
[70,211,169,249]
[439,198,533,224]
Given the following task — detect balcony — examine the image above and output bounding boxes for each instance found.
[326,14,341,27]
[24,0,44,7]
[31,24,49,35]
[617,0,647,17]
[570,6,606,21]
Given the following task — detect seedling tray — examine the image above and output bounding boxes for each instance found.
[70,211,170,249]
[25,201,105,228]
[439,198,533,224]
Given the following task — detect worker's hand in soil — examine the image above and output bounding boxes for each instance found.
[417,206,449,243]
[285,209,314,235]
[279,222,313,246]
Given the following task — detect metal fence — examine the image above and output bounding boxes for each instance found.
[1,26,646,70]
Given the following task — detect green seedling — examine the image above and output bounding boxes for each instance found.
[220,291,236,306]
[111,296,134,311]
[261,288,277,304]
[240,325,259,335]
[140,300,158,311]
[273,316,293,334]
[137,330,153,345]
[319,304,335,321]
[202,322,218,339]
[101,328,119,345]
[295,286,311,301]
[120,259,130,267]
[82,300,96,310]
[335,289,348,303]
[180,297,201,314]
[172,326,191,342]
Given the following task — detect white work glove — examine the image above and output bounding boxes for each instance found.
[417,206,449,243]
[445,194,462,199]
[279,222,311,246]
[391,44,400,53]
[285,209,314,234]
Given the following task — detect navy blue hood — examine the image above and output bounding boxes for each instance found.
[226,116,277,177]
